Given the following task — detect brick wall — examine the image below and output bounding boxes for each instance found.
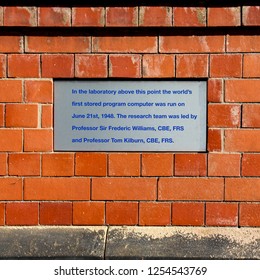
[0,3,260,227]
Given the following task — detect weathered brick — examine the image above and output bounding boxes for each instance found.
[4,7,37,26]
[208,104,241,128]
[160,36,225,53]
[75,55,107,78]
[227,35,260,52]
[208,7,241,26]
[26,36,90,53]
[243,54,260,77]
[93,36,157,53]
[0,54,6,78]
[139,6,172,26]
[106,7,137,26]
[242,104,260,127]
[243,6,260,26]
[173,7,206,26]
[143,54,175,78]
[240,203,260,226]
[210,54,242,78]
[208,79,223,103]
[72,7,104,26]
[0,203,4,225]
[0,36,22,53]
[109,55,141,78]
[38,7,71,27]
[176,54,208,77]
[206,203,238,226]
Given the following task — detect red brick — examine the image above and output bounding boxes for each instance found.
[226,178,260,201]
[227,35,260,52]
[172,202,204,226]
[42,105,53,128]
[6,203,38,226]
[26,36,90,53]
[9,153,40,176]
[0,54,6,77]
[0,7,3,26]
[0,154,7,175]
[72,7,104,26]
[173,7,206,26]
[8,54,40,78]
[240,203,260,226]
[75,55,107,78]
[0,203,4,225]
[242,104,260,127]
[92,178,157,200]
[106,202,138,225]
[158,178,224,201]
[40,202,72,225]
[143,54,175,78]
[0,129,22,152]
[0,36,22,53]
[38,7,71,27]
[24,178,90,200]
[210,54,242,78]
[25,80,53,103]
[242,154,260,177]
[208,7,241,26]
[139,202,171,226]
[109,153,140,176]
[73,202,104,225]
[142,153,174,176]
[208,129,222,152]
[243,6,260,26]
[109,55,141,78]
[225,80,260,102]
[0,178,22,200]
[208,79,223,103]
[75,153,107,176]
[176,54,208,77]
[208,153,240,177]
[225,130,260,152]
[208,104,241,128]
[24,129,53,152]
[0,80,22,102]
[206,203,238,226]
[0,104,4,127]
[106,7,137,26]
[175,154,207,176]
[42,153,74,176]
[93,36,157,53]
[139,6,172,26]
[160,35,225,53]
[6,104,38,128]
[4,7,37,26]
[243,54,260,77]
[42,54,74,78]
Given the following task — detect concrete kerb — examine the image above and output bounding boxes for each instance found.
[0,226,260,259]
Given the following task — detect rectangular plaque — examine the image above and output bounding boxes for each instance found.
[54,80,206,151]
